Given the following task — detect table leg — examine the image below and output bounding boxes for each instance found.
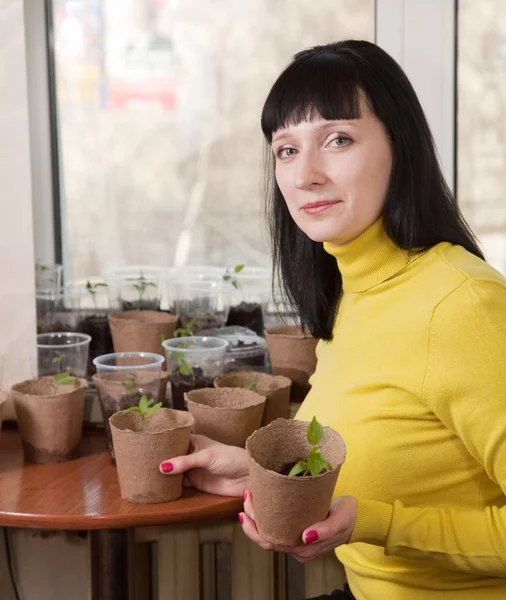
[90,529,132,600]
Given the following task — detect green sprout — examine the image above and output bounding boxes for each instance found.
[126,271,157,303]
[122,372,138,395]
[86,280,108,309]
[288,417,333,478]
[52,354,64,372]
[223,264,244,289]
[120,393,162,432]
[172,351,193,377]
[244,378,256,391]
[51,371,75,394]
[173,319,199,338]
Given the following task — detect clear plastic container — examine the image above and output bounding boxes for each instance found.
[172,277,229,333]
[35,261,63,291]
[162,336,229,410]
[37,332,91,378]
[93,351,164,463]
[36,288,65,333]
[112,266,163,311]
[224,267,272,336]
[66,278,120,375]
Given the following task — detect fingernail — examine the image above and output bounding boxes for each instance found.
[243,489,247,501]
[305,530,318,544]
[161,462,174,474]
[238,513,244,524]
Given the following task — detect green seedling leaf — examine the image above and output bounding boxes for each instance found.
[288,417,331,478]
[231,280,238,289]
[147,402,162,418]
[234,264,245,273]
[288,461,308,477]
[139,394,148,413]
[161,333,166,343]
[54,371,71,383]
[52,355,63,364]
[307,416,323,446]
[58,378,75,386]
[244,378,256,391]
[179,358,192,376]
[120,405,140,416]
[223,274,231,281]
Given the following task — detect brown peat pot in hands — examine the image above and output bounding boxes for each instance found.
[185,387,265,447]
[108,310,178,355]
[246,418,346,546]
[264,326,318,403]
[214,371,292,426]
[110,407,193,503]
[11,376,88,463]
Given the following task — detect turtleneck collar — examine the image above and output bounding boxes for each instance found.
[323,218,411,293]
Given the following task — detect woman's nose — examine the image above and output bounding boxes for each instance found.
[294,155,326,189]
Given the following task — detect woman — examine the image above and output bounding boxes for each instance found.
[160,40,506,599]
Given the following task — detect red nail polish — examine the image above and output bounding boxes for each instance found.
[238,513,244,524]
[305,530,318,544]
[161,462,174,474]
[243,490,247,501]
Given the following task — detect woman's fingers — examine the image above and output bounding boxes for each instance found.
[159,448,212,475]
[239,511,275,551]
[301,496,358,546]
[242,488,254,520]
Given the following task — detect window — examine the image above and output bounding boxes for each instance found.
[458,0,506,274]
[51,0,375,281]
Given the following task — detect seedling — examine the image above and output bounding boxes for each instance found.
[126,271,157,304]
[173,319,199,338]
[122,372,138,395]
[120,393,162,432]
[51,371,75,394]
[172,351,193,377]
[288,417,333,477]
[86,280,108,309]
[52,354,65,373]
[223,264,244,289]
[244,378,256,391]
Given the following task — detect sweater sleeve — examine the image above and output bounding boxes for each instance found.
[349,278,506,577]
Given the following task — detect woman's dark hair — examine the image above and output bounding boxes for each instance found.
[261,40,483,341]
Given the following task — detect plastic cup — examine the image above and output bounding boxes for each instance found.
[35,262,63,291]
[172,277,228,333]
[162,336,229,410]
[37,332,91,378]
[112,266,163,311]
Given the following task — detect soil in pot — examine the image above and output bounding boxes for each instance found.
[78,314,114,375]
[110,407,194,503]
[169,367,214,411]
[11,376,88,463]
[93,372,160,464]
[186,387,265,447]
[214,371,291,426]
[246,418,346,546]
[226,302,264,337]
[121,299,160,311]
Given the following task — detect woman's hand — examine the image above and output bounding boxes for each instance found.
[159,434,250,497]
[239,490,358,562]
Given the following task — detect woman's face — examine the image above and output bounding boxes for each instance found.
[272,99,393,246]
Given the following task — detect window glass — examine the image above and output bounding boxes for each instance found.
[458,0,506,274]
[52,0,375,279]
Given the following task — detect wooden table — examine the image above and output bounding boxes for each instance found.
[0,428,243,599]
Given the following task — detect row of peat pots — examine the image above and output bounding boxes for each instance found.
[1,321,348,544]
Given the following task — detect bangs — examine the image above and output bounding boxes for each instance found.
[261,52,363,143]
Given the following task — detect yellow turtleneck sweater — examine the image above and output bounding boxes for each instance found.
[296,219,506,600]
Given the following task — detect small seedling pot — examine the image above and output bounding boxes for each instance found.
[108,310,178,356]
[162,336,229,411]
[93,352,164,464]
[214,371,291,426]
[110,408,194,503]
[11,376,88,463]
[246,419,346,546]
[264,326,318,402]
[224,267,271,337]
[37,332,91,378]
[186,387,265,447]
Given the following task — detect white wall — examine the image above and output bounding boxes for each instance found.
[0,0,37,415]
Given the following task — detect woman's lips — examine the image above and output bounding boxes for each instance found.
[301,200,341,215]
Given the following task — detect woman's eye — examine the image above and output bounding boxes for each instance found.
[329,136,351,147]
[276,147,297,159]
